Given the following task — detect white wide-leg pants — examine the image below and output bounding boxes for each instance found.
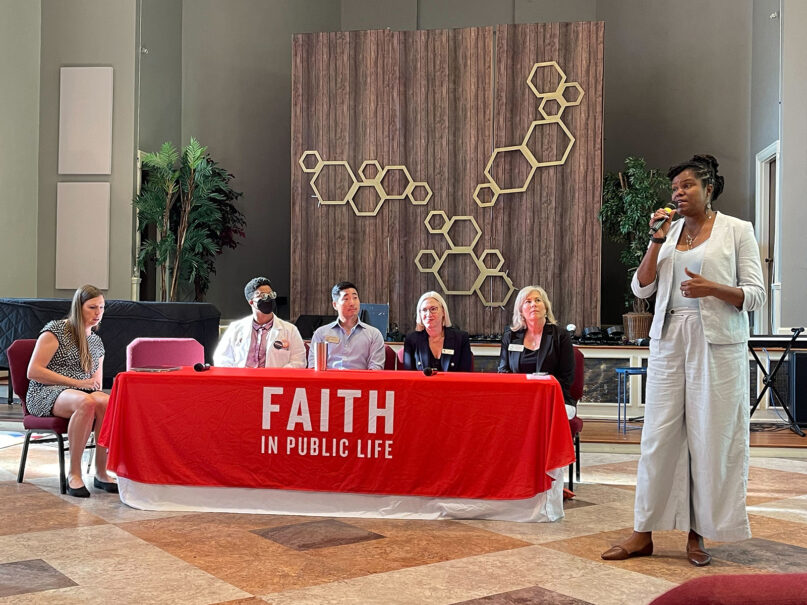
[634,308,751,542]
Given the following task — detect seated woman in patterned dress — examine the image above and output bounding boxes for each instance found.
[26,284,118,498]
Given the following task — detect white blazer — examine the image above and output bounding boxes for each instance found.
[632,212,766,345]
[213,315,307,368]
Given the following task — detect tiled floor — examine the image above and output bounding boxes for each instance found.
[1,436,807,604]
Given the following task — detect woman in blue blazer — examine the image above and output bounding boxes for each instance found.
[497,285,576,413]
[403,291,472,372]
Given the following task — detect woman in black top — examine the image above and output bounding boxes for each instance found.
[498,285,576,415]
[403,291,472,372]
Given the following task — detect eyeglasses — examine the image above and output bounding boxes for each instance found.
[420,306,441,315]
[255,291,278,301]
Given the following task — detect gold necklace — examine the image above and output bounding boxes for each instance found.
[684,212,713,250]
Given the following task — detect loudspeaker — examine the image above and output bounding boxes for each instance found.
[294,314,333,340]
[789,352,807,426]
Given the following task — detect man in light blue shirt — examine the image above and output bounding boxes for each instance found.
[308,281,386,370]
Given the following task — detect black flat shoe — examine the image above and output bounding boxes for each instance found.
[67,484,90,498]
[93,477,119,494]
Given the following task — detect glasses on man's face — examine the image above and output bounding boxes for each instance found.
[255,291,278,301]
[421,306,441,316]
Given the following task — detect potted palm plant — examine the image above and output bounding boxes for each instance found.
[599,156,669,341]
[134,138,245,301]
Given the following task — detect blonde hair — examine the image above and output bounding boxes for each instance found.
[510,285,557,331]
[414,291,452,330]
[66,284,103,373]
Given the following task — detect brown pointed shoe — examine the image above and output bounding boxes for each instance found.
[686,546,712,566]
[601,541,653,560]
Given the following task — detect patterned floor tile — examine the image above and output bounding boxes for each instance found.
[0,482,107,536]
[562,498,596,510]
[120,513,530,595]
[749,494,807,524]
[0,558,77,597]
[747,466,807,501]
[0,524,249,603]
[541,528,770,584]
[749,457,807,475]
[711,537,807,573]
[453,584,593,604]
[461,503,636,545]
[261,545,676,605]
[253,519,384,550]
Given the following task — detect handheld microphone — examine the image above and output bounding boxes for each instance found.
[193,363,211,372]
[648,203,678,235]
[423,367,439,376]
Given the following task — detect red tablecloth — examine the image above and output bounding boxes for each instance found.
[98,368,574,500]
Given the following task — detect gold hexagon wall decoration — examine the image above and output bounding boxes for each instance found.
[432,250,488,296]
[347,181,387,216]
[299,150,323,173]
[416,211,513,307]
[443,216,482,251]
[476,271,516,307]
[527,61,566,100]
[522,118,575,167]
[474,60,584,209]
[408,182,433,206]
[310,161,357,205]
[359,160,382,183]
[299,151,433,216]
[483,146,538,194]
[379,166,413,199]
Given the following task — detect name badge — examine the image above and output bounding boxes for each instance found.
[325,335,340,344]
[442,348,454,355]
[508,344,524,352]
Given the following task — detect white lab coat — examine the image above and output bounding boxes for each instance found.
[213,315,306,368]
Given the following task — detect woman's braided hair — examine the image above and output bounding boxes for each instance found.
[667,154,724,202]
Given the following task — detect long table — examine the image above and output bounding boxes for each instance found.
[98,367,575,521]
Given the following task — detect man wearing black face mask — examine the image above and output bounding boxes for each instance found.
[213,277,306,368]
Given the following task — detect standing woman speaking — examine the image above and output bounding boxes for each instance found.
[601,155,765,566]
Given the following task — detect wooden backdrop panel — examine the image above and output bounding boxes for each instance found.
[291,23,602,335]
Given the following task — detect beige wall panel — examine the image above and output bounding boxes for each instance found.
[58,66,113,175]
[55,182,110,290]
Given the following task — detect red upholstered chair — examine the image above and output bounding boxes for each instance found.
[8,338,92,495]
[126,337,204,370]
[568,346,585,491]
[649,573,807,604]
[384,345,397,370]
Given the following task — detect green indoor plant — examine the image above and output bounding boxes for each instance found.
[599,156,669,340]
[134,138,245,302]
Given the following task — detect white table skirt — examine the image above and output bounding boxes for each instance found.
[118,468,566,523]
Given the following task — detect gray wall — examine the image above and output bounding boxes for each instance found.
[750,0,781,189]
[38,0,137,300]
[181,0,340,319]
[138,0,182,154]
[779,0,807,328]
[341,0,416,30]
[0,0,40,297]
